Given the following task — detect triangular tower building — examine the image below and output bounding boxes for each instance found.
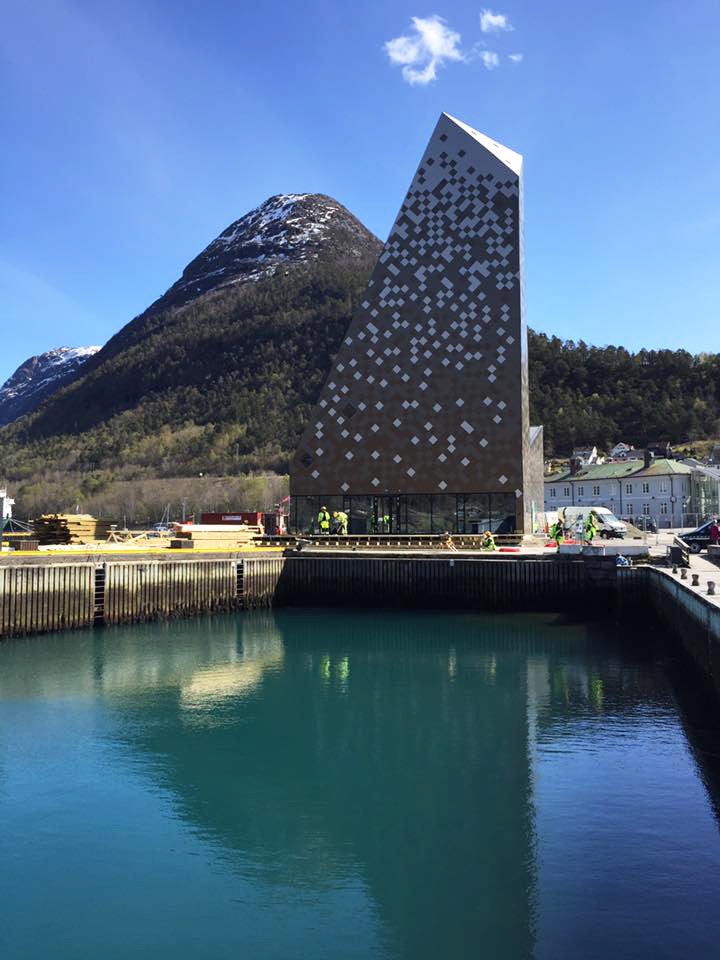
[290,113,543,535]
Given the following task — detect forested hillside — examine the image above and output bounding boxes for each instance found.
[0,262,373,482]
[528,334,720,455]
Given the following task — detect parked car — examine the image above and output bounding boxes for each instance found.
[622,516,657,534]
[682,520,714,554]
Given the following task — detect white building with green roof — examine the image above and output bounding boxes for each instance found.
[544,457,697,527]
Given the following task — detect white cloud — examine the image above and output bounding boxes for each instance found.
[480,50,500,70]
[480,9,513,33]
[385,15,464,85]
[508,53,523,63]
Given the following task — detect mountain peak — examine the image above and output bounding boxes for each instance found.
[0,345,101,426]
[158,193,381,309]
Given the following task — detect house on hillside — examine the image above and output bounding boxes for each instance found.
[571,446,599,466]
[610,442,634,460]
[647,441,673,460]
[544,453,696,527]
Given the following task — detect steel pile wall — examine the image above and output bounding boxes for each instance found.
[242,558,286,609]
[103,560,238,624]
[272,556,588,611]
[0,563,94,637]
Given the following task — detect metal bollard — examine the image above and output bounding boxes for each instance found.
[691,573,700,587]
[709,582,716,596]
[681,568,688,580]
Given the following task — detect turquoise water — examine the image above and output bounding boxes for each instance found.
[1,609,720,959]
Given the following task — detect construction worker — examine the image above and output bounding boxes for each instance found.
[336,510,349,535]
[317,505,330,535]
[440,530,456,551]
[481,530,497,551]
[550,514,565,548]
[584,513,598,544]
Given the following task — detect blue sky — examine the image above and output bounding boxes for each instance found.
[2,0,719,385]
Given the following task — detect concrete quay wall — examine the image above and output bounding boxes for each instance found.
[0,552,635,637]
[637,567,720,692]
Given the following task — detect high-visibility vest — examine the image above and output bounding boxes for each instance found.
[318,510,330,530]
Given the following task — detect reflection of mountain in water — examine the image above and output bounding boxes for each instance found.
[0,616,284,703]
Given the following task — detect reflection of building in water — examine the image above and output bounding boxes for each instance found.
[98,611,541,959]
[525,630,672,739]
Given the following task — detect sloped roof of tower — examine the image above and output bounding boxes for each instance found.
[443,113,523,175]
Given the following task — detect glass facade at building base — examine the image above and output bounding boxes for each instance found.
[291,493,517,536]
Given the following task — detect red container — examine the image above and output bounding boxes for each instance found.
[200,512,264,528]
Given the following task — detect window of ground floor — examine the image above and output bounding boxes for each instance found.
[291,493,518,535]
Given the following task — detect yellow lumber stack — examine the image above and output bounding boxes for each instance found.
[33,514,113,545]
[170,523,261,550]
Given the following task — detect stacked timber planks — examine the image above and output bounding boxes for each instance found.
[33,514,113,545]
[170,523,261,550]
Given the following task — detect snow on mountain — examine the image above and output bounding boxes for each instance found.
[157,193,381,310]
[0,345,101,426]
[0,193,381,436]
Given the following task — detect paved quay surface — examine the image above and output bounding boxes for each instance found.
[0,527,715,576]
[667,553,720,610]
[0,546,285,565]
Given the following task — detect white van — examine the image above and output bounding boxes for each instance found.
[561,506,627,540]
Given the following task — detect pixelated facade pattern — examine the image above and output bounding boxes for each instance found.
[291,113,536,531]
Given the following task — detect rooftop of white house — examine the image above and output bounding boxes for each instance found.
[545,458,693,483]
